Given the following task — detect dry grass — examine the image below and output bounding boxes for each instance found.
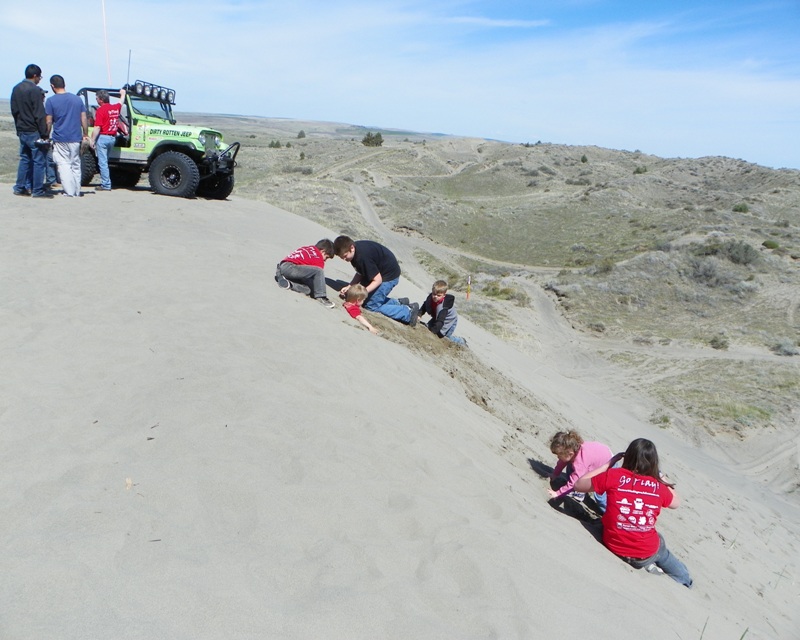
[3,100,798,440]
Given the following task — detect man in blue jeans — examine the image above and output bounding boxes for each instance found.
[334,235,419,326]
[10,64,52,198]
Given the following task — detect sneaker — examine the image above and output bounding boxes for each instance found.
[13,189,31,196]
[408,302,420,327]
[317,297,335,309]
[32,192,54,199]
[571,492,586,503]
[644,564,664,575]
[276,275,291,290]
[398,297,410,305]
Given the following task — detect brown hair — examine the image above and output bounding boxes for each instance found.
[432,280,448,295]
[345,284,368,303]
[333,235,354,257]
[315,238,334,258]
[549,430,584,456]
[622,438,673,486]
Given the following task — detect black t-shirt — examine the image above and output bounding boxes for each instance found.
[352,240,401,284]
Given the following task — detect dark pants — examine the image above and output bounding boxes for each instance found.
[15,132,48,196]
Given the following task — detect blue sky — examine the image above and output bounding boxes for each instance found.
[3,1,799,168]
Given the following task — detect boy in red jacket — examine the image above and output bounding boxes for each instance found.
[276,239,335,308]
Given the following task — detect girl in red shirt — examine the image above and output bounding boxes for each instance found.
[575,438,693,587]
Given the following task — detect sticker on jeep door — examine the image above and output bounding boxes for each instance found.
[148,129,193,137]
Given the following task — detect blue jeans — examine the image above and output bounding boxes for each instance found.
[95,134,116,189]
[46,149,58,186]
[364,278,411,323]
[15,132,47,196]
[443,322,466,345]
[593,491,607,513]
[621,533,693,588]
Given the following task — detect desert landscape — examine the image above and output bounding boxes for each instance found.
[1,103,799,639]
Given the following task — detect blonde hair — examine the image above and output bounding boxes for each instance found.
[345,284,368,303]
[432,280,448,295]
[550,430,584,456]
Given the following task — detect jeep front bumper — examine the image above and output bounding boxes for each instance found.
[201,141,240,176]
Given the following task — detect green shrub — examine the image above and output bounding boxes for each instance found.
[762,240,779,249]
[732,203,749,213]
[692,239,759,266]
[723,240,760,265]
[650,411,671,427]
[633,166,648,175]
[596,258,615,274]
[297,130,306,139]
[771,339,799,356]
[362,132,384,147]
[580,154,588,163]
[709,334,730,350]
[482,280,530,306]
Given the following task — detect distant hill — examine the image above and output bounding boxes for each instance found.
[2,103,797,441]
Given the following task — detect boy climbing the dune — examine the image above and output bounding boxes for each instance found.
[418,280,467,346]
[276,239,336,308]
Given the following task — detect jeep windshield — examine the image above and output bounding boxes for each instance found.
[130,96,174,121]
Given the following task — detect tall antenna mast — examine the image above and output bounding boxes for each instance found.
[101,0,112,84]
[126,50,132,87]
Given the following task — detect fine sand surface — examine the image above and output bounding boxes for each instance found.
[1,186,798,640]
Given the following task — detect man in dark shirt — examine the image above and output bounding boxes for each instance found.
[334,235,419,326]
[10,64,51,197]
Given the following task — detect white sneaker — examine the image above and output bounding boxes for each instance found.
[644,564,664,575]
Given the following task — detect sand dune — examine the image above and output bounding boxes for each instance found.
[1,186,798,639]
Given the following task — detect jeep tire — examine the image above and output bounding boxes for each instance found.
[148,151,200,198]
[80,150,98,187]
[197,174,235,200]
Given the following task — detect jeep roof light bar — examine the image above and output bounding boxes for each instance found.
[131,80,176,105]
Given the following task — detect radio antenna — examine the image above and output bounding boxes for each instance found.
[101,0,112,85]
[126,50,132,87]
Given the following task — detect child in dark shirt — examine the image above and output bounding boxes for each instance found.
[418,280,466,345]
[334,235,419,326]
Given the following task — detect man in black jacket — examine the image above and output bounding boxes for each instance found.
[10,63,51,197]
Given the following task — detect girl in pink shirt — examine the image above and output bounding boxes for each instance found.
[547,430,612,512]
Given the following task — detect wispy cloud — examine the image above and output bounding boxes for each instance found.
[447,16,550,28]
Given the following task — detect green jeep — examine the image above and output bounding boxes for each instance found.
[77,80,240,199]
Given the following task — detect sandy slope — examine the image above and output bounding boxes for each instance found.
[1,186,798,640]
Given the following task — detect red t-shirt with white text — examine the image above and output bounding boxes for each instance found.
[592,467,673,559]
[95,102,122,136]
[282,245,325,269]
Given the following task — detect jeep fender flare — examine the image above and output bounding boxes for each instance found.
[147,142,201,169]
